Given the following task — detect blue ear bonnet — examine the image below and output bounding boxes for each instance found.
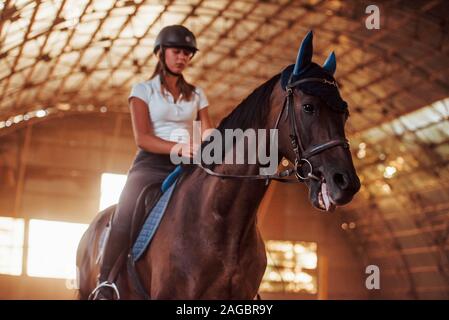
[281,63,348,113]
[281,30,347,113]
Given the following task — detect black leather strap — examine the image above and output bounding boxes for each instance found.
[302,139,349,159]
[287,77,338,89]
[127,256,151,300]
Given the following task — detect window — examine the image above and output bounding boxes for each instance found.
[99,173,127,211]
[0,217,24,276]
[260,240,318,294]
[27,219,88,279]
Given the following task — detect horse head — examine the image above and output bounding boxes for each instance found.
[276,31,361,211]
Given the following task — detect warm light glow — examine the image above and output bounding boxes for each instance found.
[99,173,127,211]
[57,103,71,111]
[357,149,366,159]
[27,219,88,279]
[282,270,295,282]
[262,240,317,294]
[296,272,313,283]
[297,251,318,269]
[357,142,366,159]
[13,115,23,123]
[382,183,392,193]
[383,166,397,179]
[268,271,281,281]
[0,217,24,276]
[36,109,47,118]
[294,244,305,253]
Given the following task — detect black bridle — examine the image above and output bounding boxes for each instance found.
[197,77,350,183]
[279,76,350,181]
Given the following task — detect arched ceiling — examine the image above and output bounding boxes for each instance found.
[0,0,449,299]
[0,0,448,132]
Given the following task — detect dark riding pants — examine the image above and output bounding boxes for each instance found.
[99,150,176,282]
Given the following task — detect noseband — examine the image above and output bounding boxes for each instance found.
[197,77,349,183]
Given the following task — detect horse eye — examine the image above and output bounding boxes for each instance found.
[302,104,315,114]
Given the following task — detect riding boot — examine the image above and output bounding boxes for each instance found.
[92,225,128,300]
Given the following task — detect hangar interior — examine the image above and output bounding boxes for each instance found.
[0,0,448,299]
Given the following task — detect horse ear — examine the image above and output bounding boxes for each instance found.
[292,30,313,76]
[323,51,336,75]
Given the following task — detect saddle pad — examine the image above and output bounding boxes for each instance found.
[131,178,178,262]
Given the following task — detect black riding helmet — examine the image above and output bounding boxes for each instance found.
[153,25,198,56]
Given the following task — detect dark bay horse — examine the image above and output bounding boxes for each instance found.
[77,31,361,299]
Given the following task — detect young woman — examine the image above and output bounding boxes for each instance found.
[91,25,212,299]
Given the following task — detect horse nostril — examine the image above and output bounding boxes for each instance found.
[333,172,349,189]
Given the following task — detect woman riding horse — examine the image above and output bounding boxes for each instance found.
[78,30,361,300]
[90,25,213,299]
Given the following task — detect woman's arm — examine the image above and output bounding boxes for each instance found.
[130,97,191,156]
[197,107,213,141]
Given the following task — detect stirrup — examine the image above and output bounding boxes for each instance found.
[88,281,121,300]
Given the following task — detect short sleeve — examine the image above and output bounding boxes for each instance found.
[196,87,209,110]
[128,82,151,105]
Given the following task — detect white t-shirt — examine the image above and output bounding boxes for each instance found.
[128,75,209,143]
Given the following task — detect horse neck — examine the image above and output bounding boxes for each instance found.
[193,165,269,245]
[192,124,277,239]
[185,79,284,240]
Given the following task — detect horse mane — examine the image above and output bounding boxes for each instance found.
[180,73,281,176]
[215,73,281,132]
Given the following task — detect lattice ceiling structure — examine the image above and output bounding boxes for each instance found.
[0,0,449,299]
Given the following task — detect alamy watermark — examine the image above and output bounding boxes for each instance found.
[365,265,380,290]
[169,121,279,176]
[365,5,380,30]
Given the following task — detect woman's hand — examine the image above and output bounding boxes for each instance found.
[178,142,199,158]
